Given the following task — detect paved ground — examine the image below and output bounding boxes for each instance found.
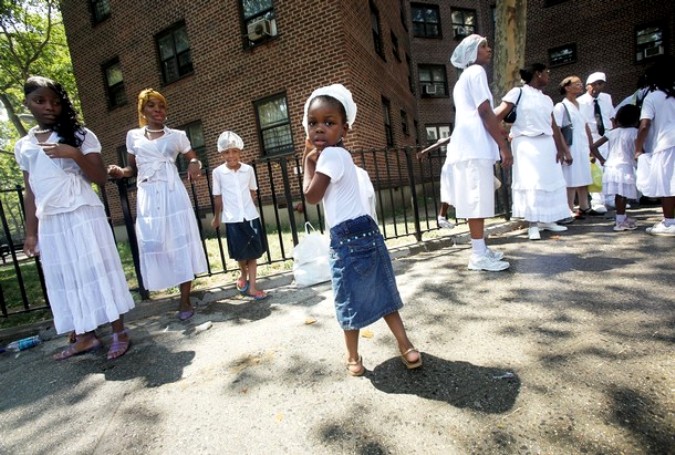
[0,207,673,455]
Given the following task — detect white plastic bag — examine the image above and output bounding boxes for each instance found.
[635,153,652,195]
[292,222,331,288]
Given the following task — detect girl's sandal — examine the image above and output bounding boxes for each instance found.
[346,355,365,377]
[400,348,423,370]
[236,279,249,295]
[53,337,102,361]
[107,330,131,360]
[248,290,268,301]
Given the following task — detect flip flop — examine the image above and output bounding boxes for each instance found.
[177,309,195,321]
[53,337,102,361]
[248,290,268,300]
[107,330,131,360]
[347,355,365,376]
[400,348,423,370]
[236,279,249,295]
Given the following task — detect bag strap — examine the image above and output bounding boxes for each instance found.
[304,222,316,235]
[513,87,523,107]
[562,102,572,127]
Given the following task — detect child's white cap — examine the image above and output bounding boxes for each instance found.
[217,131,244,152]
[302,84,357,135]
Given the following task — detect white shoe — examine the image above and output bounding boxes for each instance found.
[646,221,675,236]
[468,254,510,271]
[437,216,455,229]
[485,248,504,261]
[528,226,541,240]
[591,204,608,214]
[539,222,568,232]
[613,219,637,231]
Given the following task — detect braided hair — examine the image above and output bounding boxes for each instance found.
[24,76,85,147]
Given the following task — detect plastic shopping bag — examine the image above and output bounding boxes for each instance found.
[588,161,603,193]
[292,222,331,288]
[635,153,652,195]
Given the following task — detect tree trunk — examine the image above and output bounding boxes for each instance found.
[492,0,528,101]
[0,93,28,137]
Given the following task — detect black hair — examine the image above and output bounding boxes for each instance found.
[24,76,85,147]
[309,95,348,125]
[644,55,675,99]
[519,63,547,84]
[614,104,640,128]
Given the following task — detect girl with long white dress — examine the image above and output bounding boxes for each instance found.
[108,89,208,320]
[16,76,134,360]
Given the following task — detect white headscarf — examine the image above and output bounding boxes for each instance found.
[217,131,244,152]
[302,83,357,135]
[450,34,487,69]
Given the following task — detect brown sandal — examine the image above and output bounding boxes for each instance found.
[346,355,365,376]
[400,348,423,370]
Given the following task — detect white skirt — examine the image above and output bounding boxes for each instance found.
[638,148,675,197]
[136,180,208,290]
[603,164,637,199]
[440,161,453,204]
[447,159,495,219]
[562,142,593,187]
[38,205,135,334]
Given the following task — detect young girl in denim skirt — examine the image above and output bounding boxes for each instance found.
[301,84,421,376]
[211,131,268,300]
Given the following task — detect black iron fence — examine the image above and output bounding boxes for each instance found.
[0,146,511,321]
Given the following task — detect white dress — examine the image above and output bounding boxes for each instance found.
[554,99,593,187]
[638,90,675,197]
[503,85,569,222]
[602,128,638,199]
[126,127,208,290]
[14,128,134,334]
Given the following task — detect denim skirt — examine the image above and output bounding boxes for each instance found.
[225,219,267,261]
[329,215,403,330]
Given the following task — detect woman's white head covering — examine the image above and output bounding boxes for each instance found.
[450,34,487,69]
[217,131,244,152]
[302,84,357,135]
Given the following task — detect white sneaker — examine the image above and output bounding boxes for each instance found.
[437,216,455,229]
[539,222,568,232]
[646,221,675,237]
[528,226,541,240]
[613,220,637,231]
[485,248,504,261]
[468,254,510,271]
[591,204,608,214]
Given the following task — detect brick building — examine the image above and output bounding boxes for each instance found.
[61,0,672,221]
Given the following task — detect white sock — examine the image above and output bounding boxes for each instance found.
[471,238,487,256]
[616,214,627,223]
[438,215,446,221]
[664,218,675,227]
[529,222,539,227]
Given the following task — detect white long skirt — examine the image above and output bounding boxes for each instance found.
[447,159,495,219]
[511,135,570,222]
[136,180,208,290]
[39,205,135,334]
[638,148,675,197]
[562,136,592,187]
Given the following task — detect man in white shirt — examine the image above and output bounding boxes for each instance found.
[579,72,615,213]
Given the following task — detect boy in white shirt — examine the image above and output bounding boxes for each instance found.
[211,131,268,299]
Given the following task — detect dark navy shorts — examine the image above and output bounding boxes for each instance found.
[225,218,267,261]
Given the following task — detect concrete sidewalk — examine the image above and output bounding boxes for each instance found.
[1,207,673,454]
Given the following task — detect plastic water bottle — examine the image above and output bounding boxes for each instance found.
[3,335,41,352]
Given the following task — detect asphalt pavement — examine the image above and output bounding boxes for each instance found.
[0,206,673,455]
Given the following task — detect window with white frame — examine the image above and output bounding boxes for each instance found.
[418,64,447,97]
[548,43,577,67]
[102,57,126,109]
[411,3,441,39]
[156,22,193,84]
[425,125,452,153]
[255,94,293,156]
[635,23,665,62]
[241,0,277,47]
[451,8,476,40]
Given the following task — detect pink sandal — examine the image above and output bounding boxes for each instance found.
[107,330,131,360]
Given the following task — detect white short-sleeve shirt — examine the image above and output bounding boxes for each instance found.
[640,90,675,154]
[211,162,260,223]
[447,65,499,163]
[126,127,192,182]
[502,84,554,137]
[315,146,367,228]
[578,92,614,138]
[604,128,638,167]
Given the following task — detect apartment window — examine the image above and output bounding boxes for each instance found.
[90,0,110,24]
[411,3,440,39]
[406,54,415,93]
[391,32,400,61]
[451,8,476,39]
[241,0,277,47]
[156,22,193,84]
[544,0,569,6]
[102,58,126,109]
[370,1,385,59]
[635,23,665,62]
[399,0,407,30]
[382,98,393,147]
[418,64,448,97]
[425,125,452,153]
[401,110,409,136]
[116,145,135,187]
[548,43,577,67]
[255,94,293,156]
[176,122,208,173]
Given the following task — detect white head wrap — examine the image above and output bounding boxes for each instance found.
[217,131,244,152]
[586,72,606,86]
[450,34,487,69]
[302,83,357,135]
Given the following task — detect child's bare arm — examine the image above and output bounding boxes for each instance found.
[211,195,222,229]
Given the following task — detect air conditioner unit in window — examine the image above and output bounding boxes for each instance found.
[424,84,437,95]
[644,45,664,58]
[247,19,271,41]
[454,26,468,38]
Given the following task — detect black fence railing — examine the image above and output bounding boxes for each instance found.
[0,146,511,321]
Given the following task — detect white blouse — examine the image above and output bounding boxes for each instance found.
[503,84,554,138]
